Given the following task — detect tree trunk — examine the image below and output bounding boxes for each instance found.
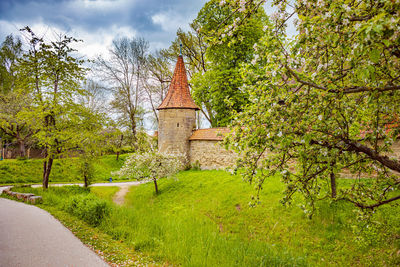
[330,171,337,198]
[84,174,88,188]
[116,134,124,161]
[153,178,159,194]
[42,156,54,189]
[18,139,26,158]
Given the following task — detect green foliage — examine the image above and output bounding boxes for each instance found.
[221,0,400,211]
[15,27,107,188]
[0,35,34,157]
[190,0,267,126]
[11,185,111,226]
[63,194,111,226]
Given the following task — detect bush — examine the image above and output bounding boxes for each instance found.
[63,194,111,226]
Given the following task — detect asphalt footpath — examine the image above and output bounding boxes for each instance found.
[0,198,109,267]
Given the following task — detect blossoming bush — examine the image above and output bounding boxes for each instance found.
[114,152,184,194]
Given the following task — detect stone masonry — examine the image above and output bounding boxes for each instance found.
[189,140,236,170]
[158,108,196,159]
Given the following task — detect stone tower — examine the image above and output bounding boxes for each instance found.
[157,53,199,161]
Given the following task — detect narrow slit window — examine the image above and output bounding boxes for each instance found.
[177,123,179,127]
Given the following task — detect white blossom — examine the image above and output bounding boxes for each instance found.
[342,4,351,12]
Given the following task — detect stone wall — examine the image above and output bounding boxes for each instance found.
[189,140,237,170]
[187,140,400,171]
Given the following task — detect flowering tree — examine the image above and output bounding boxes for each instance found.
[217,0,400,213]
[114,152,184,194]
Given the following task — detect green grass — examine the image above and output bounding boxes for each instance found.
[91,186,120,201]
[0,154,129,185]
[5,170,400,266]
[115,170,400,266]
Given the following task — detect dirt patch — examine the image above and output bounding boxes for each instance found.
[113,186,130,206]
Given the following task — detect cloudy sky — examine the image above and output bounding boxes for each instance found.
[0,0,208,59]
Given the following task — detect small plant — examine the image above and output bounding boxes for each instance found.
[191,160,201,171]
[78,152,96,187]
[114,152,184,194]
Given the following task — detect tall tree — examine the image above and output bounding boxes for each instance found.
[18,27,91,188]
[190,0,267,127]
[222,0,400,211]
[96,37,149,144]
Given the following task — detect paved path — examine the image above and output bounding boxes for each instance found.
[0,181,148,266]
[0,181,144,195]
[31,181,145,188]
[0,198,109,267]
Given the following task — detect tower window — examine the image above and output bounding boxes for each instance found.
[177,123,179,127]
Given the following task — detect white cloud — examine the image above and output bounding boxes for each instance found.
[67,0,135,12]
[0,19,137,59]
[71,25,137,59]
[151,11,192,33]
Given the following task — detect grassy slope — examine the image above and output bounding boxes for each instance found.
[0,154,128,184]
[6,171,399,266]
[118,170,399,266]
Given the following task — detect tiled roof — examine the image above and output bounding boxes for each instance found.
[157,55,199,110]
[189,127,230,141]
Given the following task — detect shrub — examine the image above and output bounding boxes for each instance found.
[63,194,111,226]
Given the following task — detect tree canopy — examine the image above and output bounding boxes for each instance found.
[221,0,400,212]
[190,0,268,127]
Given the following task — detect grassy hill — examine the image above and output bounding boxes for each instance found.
[108,170,399,266]
[8,170,400,266]
[0,154,128,184]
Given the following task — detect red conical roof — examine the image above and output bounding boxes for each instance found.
[157,55,199,110]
